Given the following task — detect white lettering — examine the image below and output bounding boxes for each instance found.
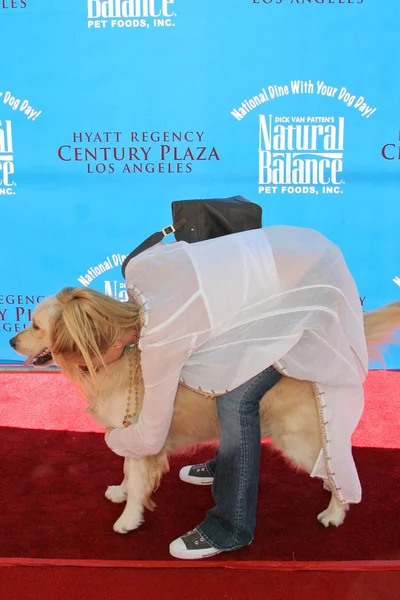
[88,0,175,18]
[0,120,15,189]
[258,115,344,187]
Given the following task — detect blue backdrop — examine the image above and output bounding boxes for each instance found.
[1,0,399,366]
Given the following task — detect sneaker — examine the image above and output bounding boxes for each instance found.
[179,463,214,485]
[169,529,222,560]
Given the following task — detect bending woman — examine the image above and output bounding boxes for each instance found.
[49,225,368,560]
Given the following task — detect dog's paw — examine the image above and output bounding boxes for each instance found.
[113,509,144,534]
[317,505,346,528]
[105,485,127,504]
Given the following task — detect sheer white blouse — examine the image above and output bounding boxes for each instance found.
[106,226,368,504]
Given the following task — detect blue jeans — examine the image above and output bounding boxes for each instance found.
[196,366,282,551]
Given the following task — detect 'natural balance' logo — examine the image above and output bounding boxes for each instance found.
[0,120,16,196]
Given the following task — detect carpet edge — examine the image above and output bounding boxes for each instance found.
[1,558,400,571]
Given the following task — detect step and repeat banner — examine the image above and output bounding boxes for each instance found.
[1,1,399,365]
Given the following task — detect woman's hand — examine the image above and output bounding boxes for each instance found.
[104,419,130,443]
[104,427,115,444]
[104,423,144,459]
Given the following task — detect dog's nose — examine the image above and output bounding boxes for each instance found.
[9,336,17,349]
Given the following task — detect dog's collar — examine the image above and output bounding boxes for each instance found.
[78,343,137,372]
[77,363,99,373]
[76,342,138,373]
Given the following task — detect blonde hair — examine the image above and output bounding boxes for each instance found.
[50,287,141,388]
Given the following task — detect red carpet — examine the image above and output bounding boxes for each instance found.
[0,371,399,565]
[1,568,400,600]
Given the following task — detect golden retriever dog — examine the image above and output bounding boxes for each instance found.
[10,296,400,535]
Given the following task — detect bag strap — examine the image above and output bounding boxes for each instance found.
[121,218,187,278]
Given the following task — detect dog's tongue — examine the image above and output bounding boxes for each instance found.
[23,356,34,367]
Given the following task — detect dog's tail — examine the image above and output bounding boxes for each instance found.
[364,300,400,363]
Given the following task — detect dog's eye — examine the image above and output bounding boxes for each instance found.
[32,324,40,331]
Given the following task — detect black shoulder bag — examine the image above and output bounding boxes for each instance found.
[121,195,262,278]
